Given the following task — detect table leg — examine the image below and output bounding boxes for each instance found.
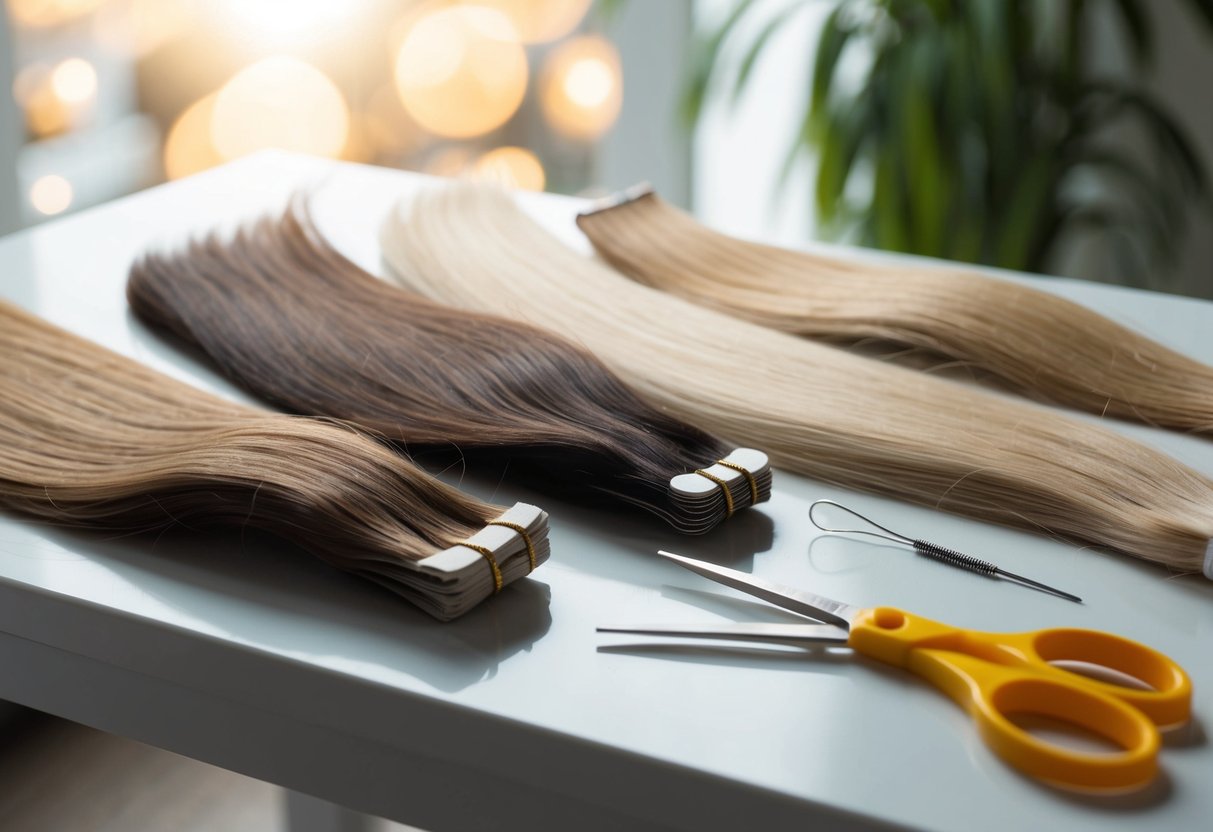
[284,789,375,832]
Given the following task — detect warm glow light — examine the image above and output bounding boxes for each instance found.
[472,146,546,191]
[93,0,196,57]
[29,175,73,215]
[15,63,73,137]
[211,57,349,161]
[212,0,365,44]
[50,58,97,105]
[564,58,613,108]
[24,84,72,137]
[473,0,591,44]
[8,0,105,28]
[164,94,224,181]
[393,6,527,139]
[364,83,429,158]
[541,35,622,140]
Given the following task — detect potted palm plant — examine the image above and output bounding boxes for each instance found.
[683,0,1212,293]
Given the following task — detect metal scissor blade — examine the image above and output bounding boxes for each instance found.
[598,622,849,646]
[657,550,860,630]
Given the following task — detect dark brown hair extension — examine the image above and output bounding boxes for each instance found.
[0,299,547,620]
[126,202,767,533]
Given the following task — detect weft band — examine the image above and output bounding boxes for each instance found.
[459,542,503,592]
[694,468,734,517]
[488,520,537,572]
[716,459,758,506]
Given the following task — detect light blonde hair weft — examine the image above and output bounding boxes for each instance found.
[576,189,1213,434]
[379,185,1213,575]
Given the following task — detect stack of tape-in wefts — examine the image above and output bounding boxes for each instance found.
[356,503,550,621]
[668,449,772,534]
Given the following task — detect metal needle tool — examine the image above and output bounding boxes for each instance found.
[808,500,1082,603]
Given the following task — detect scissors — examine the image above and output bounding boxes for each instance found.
[599,551,1192,791]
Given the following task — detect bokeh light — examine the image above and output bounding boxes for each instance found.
[541,34,623,140]
[211,56,349,161]
[473,0,591,44]
[92,0,197,58]
[17,63,72,137]
[8,0,105,28]
[29,174,73,215]
[472,146,546,191]
[14,59,96,137]
[211,0,366,46]
[163,93,223,180]
[364,83,430,159]
[50,58,97,105]
[393,5,528,139]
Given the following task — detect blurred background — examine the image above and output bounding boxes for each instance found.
[0,0,1210,298]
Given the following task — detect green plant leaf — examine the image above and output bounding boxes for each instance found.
[809,4,852,136]
[731,2,812,106]
[898,35,950,256]
[679,0,758,127]
[1076,82,1211,200]
[872,151,910,252]
[994,153,1056,270]
[1106,0,1154,68]
[813,96,869,222]
[1181,0,1213,30]
[1054,203,1154,286]
[593,0,630,25]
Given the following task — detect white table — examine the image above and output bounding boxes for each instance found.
[1,152,1211,832]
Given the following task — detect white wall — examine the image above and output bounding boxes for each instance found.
[691,0,823,244]
[598,0,694,204]
[0,7,22,235]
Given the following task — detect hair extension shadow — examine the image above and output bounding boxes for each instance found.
[576,187,1213,434]
[378,184,1213,576]
[126,202,761,533]
[0,299,545,620]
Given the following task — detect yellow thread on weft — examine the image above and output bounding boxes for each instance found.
[694,468,734,517]
[488,520,537,572]
[717,459,758,506]
[460,542,503,592]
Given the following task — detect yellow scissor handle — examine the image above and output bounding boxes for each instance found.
[848,607,1191,791]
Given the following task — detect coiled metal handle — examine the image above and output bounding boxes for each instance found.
[913,540,998,577]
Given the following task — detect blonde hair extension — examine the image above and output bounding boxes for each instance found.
[0,299,548,620]
[379,185,1213,576]
[576,187,1213,434]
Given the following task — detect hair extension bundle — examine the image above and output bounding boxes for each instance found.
[575,186,1213,435]
[126,204,770,535]
[0,299,548,620]
[379,184,1213,577]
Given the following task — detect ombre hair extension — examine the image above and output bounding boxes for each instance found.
[126,203,769,535]
[576,186,1213,434]
[0,299,548,620]
[379,185,1213,576]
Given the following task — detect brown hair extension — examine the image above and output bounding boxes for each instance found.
[125,203,769,534]
[0,299,548,620]
[379,184,1213,577]
[576,187,1213,434]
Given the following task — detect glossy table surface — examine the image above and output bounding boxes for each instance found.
[1,152,1211,832]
